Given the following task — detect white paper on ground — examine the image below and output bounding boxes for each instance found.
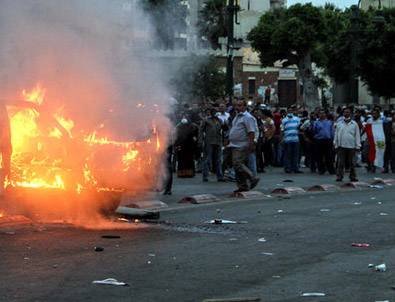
[92,278,128,286]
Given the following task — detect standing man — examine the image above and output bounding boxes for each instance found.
[229,100,260,193]
[365,108,386,173]
[281,106,302,173]
[312,110,335,175]
[334,107,361,182]
[200,108,224,182]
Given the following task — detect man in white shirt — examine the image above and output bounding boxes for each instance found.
[334,107,361,182]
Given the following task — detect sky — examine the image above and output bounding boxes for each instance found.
[287,0,358,9]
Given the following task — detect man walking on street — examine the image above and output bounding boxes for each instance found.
[229,100,260,193]
[334,107,361,182]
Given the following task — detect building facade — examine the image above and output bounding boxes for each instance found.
[361,0,395,9]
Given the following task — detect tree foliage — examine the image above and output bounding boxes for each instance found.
[248,4,327,107]
[248,4,326,68]
[358,8,395,99]
[171,56,226,103]
[197,0,228,49]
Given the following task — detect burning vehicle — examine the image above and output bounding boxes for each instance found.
[1,84,166,223]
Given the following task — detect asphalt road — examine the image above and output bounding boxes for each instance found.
[1,187,395,302]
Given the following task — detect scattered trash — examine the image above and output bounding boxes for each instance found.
[320,209,330,212]
[148,253,156,257]
[258,238,267,242]
[210,219,237,224]
[301,293,326,297]
[375,300,389,302]
[53,264,58,268]
[283,179,294,183]
[207,219,247,224]
[101,235,121,239]
[370,185,384,189]
[147,261,151,264]
[216,209,221,213]
[272,275,281,279]
[261,252,274,256]
[94,247,104,252]
[375,264,387,272]
[368,264,374,268]
[229,238,238,241]
[371,197,376,200]
[380,213,389,216]
[353,202,362,205]
[117,218,130,223]
[277,210,284,213]
[352,243,370,247]
[92,278,128,286]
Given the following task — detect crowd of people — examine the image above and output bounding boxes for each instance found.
[162,98,395,195]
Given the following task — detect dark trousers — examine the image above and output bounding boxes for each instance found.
[163,148,173,193]
[232,148,254,190]
[315,139,335,174]
[263,138,274,167]
[384,142,395,172]
[336,147,356,180]
[202,144,223,180]
[256,139,265,172]
[284,142,300,172]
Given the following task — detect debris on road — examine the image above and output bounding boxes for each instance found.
[207,219,247,224]
[258,238,267,242]
[375,264,387,272]
[370,185,384,189]
[301,293,326,297]
[353,202,362,205]
[101,235,121,239]
[277,210,284,213]
[320,209,330,212]
[351,243,370,247]
[283,179,294,183]
[368,264,374,268]
[261,252,274,256]
[94,247,104,252]
[380,213,389,216]
[92,278,128,286]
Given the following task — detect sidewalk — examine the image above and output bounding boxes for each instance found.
[155,167,393,206]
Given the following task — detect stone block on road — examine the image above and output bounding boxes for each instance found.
[271,187,305,195]
[179,194,219,204]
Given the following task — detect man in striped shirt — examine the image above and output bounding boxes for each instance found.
[281,107,302,173]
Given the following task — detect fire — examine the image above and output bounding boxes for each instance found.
[22,84,46,106]
[5,84,165,197]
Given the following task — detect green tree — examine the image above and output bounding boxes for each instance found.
[248,4,330,108]
[140,0,187,50]
[171,56,226,103]
[198,0,228,49]
[358,8,395,99]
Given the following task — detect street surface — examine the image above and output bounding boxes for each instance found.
[1,171,395,302]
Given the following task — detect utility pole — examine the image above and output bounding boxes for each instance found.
[226,0,236,99]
